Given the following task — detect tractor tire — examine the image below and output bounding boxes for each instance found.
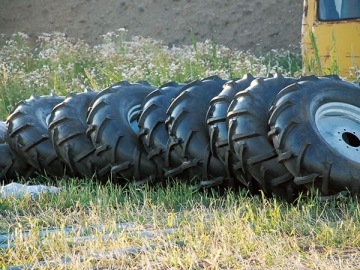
[0,121,36,182]
[86,81,158,184]
[206,74,255,188]
[165,76,228,187]
[0,143,36,183]
[48,89,111,181]
[6,93,67,177]
[268,75,360,196]
[0,121,6,144]
[227,73,299,200]
[138,82,185,180]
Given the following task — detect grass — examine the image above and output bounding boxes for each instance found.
[1,179,360,269]
[1,32,360,269]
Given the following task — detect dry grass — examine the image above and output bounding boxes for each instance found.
[1,179,360,269]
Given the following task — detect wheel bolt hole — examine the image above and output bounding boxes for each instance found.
[342,132,360,147]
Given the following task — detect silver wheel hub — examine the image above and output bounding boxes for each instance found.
[315,102,360,163]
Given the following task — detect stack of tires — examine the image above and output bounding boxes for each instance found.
[1,73,360,201]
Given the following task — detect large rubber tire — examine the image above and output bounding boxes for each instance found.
[138,82,185,179]
[0,144,36,183]
[268,75,360,196]
[6,94,67,177]
[165,76,228,187]
[48,89,111,181]
[0,121,35,182]
[0,121,6,144]
[227,73,300,200]
[86,81,158,184]
[206,74,255,188]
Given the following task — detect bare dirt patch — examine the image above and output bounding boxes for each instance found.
[0,0,302,53]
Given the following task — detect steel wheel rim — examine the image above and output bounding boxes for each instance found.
[315,102,360,163]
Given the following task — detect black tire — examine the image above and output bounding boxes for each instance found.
[6,93,67,177]
[0,122,35,184]
[138,82,185,179]
[0,144,36,183]
[165,76,228,187]
[86,81,158,184]
[0,121,7,144]
[268,75,360,196]
[227,73,299,200]
[206,74,255,188]
[48,89,111,181]
[0,121,36,182]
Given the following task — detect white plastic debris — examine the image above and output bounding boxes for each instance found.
[0,182,61,199]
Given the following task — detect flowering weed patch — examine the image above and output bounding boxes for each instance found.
[0,31,301,120]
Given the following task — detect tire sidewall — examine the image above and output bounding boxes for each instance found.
[273,78,360,193]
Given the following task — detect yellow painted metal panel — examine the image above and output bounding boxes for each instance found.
[302,0,360,79]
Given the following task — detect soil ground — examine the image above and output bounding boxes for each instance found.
[0,0,303,53]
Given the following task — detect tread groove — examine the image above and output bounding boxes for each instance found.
[247,149,278,165]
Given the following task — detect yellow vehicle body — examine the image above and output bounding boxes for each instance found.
[302,0,360,78]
